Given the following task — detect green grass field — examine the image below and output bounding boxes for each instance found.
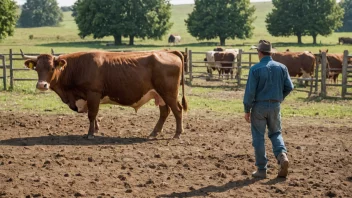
[1,2,352,119]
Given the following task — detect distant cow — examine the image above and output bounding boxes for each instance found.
[205,51,217,76]
[338,37,352,45]
[168,34,181,45]
[205,49,237,79]
[214,52,236,79]
[21,50,187,139]
[318,49,352,83]
[272,52,316,84]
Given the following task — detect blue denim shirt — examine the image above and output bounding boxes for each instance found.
[243,56,294,113]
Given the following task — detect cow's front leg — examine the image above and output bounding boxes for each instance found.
[86,91,101,139]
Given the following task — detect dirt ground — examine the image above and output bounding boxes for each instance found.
[0,107,351,198]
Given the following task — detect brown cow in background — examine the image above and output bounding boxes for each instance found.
[22,50,187,139]
[214,52,236,79]
[205,48,238,79]
[319,49,352,83]
[271,52,316,85]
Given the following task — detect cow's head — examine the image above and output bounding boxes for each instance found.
[21,50,67,91]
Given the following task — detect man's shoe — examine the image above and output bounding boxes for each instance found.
[277,153,289,177]
[252,170,267,178]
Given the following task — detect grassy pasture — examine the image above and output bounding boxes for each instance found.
[0,2,352,119]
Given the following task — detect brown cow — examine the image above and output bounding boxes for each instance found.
[319,49,352,83]
[339,37,352,45]
[214,52,236,79]
[21,50,187,139]
[271,52,316,84]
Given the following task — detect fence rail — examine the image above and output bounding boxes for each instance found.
[1,49,351,98]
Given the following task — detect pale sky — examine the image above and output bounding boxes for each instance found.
[15,0,340,7]
[15,0,272,7]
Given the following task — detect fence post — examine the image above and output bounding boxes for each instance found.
[320,52,327,97]
[188,50,193,83]
[342,50,349,98]
[249,53,252,68]
[236,49,242,86]
[1,55,6,90]
[9,49,13,90]
[314,55,319,94]
[184,47,188,73]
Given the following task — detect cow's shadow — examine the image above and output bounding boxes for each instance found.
[0,135,164,146]
[156,177,259,197]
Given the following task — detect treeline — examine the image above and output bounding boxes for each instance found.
[0,0,351,45]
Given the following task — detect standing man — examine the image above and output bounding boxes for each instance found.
[243,40,294,178]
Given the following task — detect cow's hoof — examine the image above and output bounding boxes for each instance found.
[172,134,181,139]
[148,132,158,139]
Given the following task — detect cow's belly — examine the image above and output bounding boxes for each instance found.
[75,89,165,113]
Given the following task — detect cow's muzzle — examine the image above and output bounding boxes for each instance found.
[36,81,50,91]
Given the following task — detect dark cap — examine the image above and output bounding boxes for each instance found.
[250,40,273,53]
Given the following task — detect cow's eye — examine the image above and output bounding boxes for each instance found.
[51,67,55,72]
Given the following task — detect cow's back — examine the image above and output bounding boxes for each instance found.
[99,52,182,105]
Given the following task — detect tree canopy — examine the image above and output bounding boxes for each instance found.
[18,0,63,28]
[266,0,344,44]
[185,0,256,46]
[0,0,17,41]
[339,0,352,32]
[72,0,173,45]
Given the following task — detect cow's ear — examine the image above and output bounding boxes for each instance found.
[326,49,328,53]
[24,60,37,70]
[54,59,67,69]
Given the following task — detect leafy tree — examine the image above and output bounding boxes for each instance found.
[0,0,17,41]
[72,0,172,45]
[339,0,352,32]
[266,0,344,44]
[18,0,63,28]
[185,0,256,46]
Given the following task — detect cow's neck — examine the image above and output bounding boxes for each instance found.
[49,70,68,104]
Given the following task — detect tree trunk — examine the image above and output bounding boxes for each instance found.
[297,34,302,44]
[220,37,226,46]
[113,34,122,45]
[312,34,317,44]
[129,35,134,45]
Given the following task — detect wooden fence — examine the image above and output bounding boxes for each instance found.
[1,49,351,98]
[187,49,351,98]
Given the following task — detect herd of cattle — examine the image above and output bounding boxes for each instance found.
[201,46,352,83]
[18,35,351,139]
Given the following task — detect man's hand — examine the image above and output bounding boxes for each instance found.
[244,113,251,123]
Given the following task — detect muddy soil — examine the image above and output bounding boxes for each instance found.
[0,108,351,198]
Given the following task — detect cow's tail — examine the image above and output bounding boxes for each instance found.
[170,50,188,112]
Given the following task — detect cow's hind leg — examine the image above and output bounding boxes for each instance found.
[95,119,100,133]
[162,96,183,139]
[86,92,101,139]
[149,105,171,138]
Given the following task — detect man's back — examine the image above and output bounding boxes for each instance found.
[250,57,292,102]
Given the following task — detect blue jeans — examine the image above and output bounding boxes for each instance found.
[251,101,287,170]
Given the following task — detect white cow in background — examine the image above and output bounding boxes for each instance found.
[168,34,181,45]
